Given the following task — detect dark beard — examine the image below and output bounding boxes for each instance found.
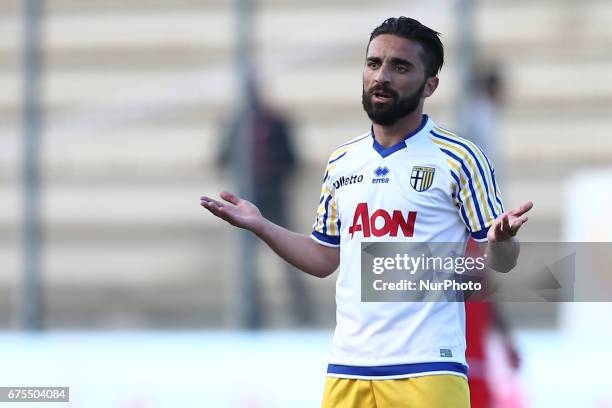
[362,81,426,126]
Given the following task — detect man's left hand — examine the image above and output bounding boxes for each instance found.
[487,201,534,242]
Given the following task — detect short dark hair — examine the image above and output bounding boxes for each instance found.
[368,17,444,78]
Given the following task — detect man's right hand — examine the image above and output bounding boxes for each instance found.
[200,191,264,233]
[199,190,339,278]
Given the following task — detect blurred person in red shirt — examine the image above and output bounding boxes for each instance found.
[465,238,524,408]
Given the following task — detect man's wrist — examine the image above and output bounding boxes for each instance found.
[485,238,520,273]
[251,217,270,238]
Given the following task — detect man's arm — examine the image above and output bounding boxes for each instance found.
[200,191,339,278]
[479,201,533,273]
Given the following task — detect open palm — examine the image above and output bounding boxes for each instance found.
[200,191,263,231]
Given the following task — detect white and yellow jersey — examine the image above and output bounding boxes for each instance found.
[311,115,504,380]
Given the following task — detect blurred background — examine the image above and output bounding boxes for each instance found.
[1,0,612,406]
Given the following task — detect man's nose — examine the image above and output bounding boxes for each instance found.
[374,64,391,84]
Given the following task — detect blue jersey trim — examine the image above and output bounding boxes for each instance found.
[471,227,489,241]
[431,131,500,219]
[439,148,486,232]
[327,362,468,377]
[372,136,408,158]
[311,230,340,246]
[322,195,333,235]
[328,152,347,165]
[448,167,472,229]
[459,204,471,231]
[336,133,371,150]
[449,168,462,200]
[371,115,428,158]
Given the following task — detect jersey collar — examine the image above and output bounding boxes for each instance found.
[371,114,429,158]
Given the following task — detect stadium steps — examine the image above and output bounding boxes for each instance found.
[1,0,610,328]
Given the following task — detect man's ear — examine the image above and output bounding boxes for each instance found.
[423,76,439,98]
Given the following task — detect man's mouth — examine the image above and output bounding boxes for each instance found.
[371,89,394,103]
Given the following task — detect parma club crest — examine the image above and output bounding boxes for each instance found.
[410,166,435,192]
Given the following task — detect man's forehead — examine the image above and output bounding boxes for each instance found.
[367,34,424,62]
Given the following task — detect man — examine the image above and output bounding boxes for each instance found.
[201,16,532,408]
[459,66,506,182]
[217,79,313,327]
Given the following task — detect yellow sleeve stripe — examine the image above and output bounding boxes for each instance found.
[313,185,339,236]
[446,157,478,230]
[437,126,503,216]
[316,185,331,215]
[446,158,460,204]
[329,198,337,236]
[434,127,503,217]
[432,137,492,225]
[324,163,338,175]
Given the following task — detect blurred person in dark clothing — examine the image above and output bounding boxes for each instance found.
[459,66,505,181]
[218,82,313,326]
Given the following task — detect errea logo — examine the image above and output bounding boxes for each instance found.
[372,166,390,184]
[374,166,389,177]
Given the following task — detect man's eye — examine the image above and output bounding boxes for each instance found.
[395,65,408,73]
[368,61,380,68]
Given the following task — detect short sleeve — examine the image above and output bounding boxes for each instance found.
[311,166,341,247]
[454,147,505,242]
